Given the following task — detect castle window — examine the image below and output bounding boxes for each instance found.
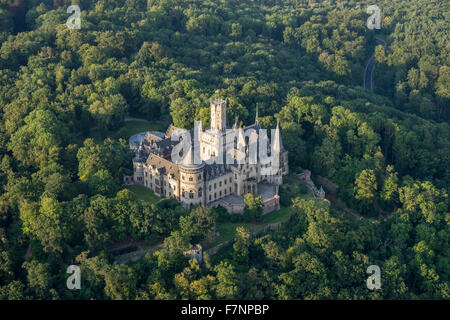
[182,175,185,180]
[198,174,202,180]
[209,185,211,191]
[214,193,216,199]
[230,177,232,183]
[219,181,222,187]
[198,188,202,197]
[214,183,217,189]
[189,192,194,199]
[209,195,211,201]
[219,191,222,197]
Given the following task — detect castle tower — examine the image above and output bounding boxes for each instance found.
[271,120,283,185]
[273,120,283,153]
[179,140,206,209]
[210,99,227,132]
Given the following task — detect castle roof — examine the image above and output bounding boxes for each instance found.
[204,163,229,180]
[165,124,184,139]
[146,153,179,179]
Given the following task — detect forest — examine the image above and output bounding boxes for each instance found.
[0,0,448,300]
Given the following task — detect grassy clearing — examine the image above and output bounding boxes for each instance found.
[126,184,160,204]
[282,175,315,200]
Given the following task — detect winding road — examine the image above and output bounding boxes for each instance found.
[364,37,387,91]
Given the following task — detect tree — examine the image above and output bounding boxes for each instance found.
[354,169,377,204]
[179,206,217,243]
[381,166,399,205]
[233,226,251,267]
[20,197,65,254]
[22,261,55,299]
[104,264,137,300]
[214,261,239,299]
[243,193,263,221]
[8,109,66,169]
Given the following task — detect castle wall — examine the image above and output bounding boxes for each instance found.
[179,166,205,208]
[205,172,233,203]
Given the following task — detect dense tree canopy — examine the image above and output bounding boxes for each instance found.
[0,0,447,300]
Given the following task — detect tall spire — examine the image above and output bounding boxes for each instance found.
[273,119,283,152]
[255,104,259,125]
[237,124,246,165]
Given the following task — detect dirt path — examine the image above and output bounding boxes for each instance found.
[124,116,149,123]
[112,241,164,265]
[364,37,387,91]
[24,243,32,261]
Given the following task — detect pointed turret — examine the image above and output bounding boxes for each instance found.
[182,139,195,166]
[236,124,246,165]
[237,124,245,149]
[181,138,204,169]
[255,104,259,125]
[233,116,238,130]
[137,135,145,159]
[273,119,283,153]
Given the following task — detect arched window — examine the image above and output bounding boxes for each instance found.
[198,188,203,197]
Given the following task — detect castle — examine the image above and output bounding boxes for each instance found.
[132,99,288,214]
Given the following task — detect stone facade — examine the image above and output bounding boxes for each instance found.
[132,98,288,214]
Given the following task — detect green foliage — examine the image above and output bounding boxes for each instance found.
[0,0,447,301]
[243,193,263,222]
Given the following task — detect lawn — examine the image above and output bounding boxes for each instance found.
[205,207,293,249]
[89,121,167,144]
[282,175,315,200]
[126,184,160,204]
